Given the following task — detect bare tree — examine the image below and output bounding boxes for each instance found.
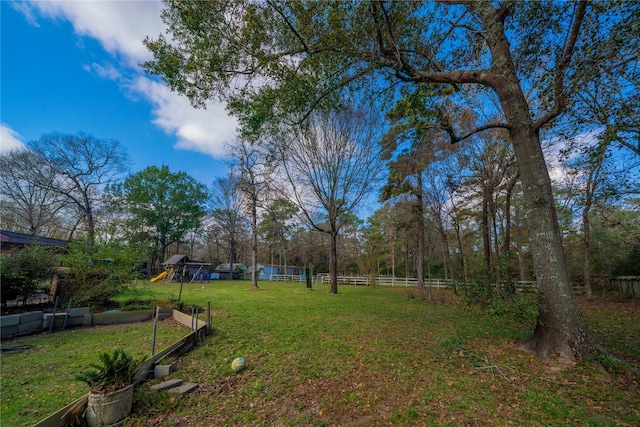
[561,138,639,299]
[260,196,299,278]
[0,148,69,236]
[27,132,129,245]
[227,138,275,289]
[210,171,248,281]
[464,133,518,286]
[278,106,383,294]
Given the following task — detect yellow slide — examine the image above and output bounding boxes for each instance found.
[150,271,167,282]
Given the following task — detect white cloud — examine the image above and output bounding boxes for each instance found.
[543,129,602,185]
[0,124,26,152]
[17,0,237,159]
[84,62,122,80]
[9,1,41,27]
[25,0,164,66]
[131,77,237,158]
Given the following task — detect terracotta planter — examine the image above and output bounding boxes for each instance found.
[86,383,134,426]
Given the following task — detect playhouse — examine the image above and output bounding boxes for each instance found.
[156,254,210,282]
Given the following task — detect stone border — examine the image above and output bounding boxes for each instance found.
[1,308,174,340]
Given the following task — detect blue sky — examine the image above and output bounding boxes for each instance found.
[1,0,236,185]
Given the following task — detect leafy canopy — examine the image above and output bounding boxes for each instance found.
[119,165,208,249]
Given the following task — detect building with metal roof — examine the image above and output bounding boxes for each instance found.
[0,229,69,254]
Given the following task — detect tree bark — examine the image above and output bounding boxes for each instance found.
[476,4,596,360]
[510,123,594,359]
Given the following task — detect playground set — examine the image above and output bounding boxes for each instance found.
[150,255,211,283]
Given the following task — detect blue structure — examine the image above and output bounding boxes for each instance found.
[259,264,302,280]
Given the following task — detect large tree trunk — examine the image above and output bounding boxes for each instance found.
[492,72,595,358]
[477,3,596,361]
[508,121,594,359]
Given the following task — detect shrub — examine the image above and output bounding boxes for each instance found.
[0,245,54,307]
[462,279,540,329]
[59,241,143,309]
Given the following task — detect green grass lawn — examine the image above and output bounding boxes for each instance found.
[0,316,189,426]
[125,280,639,426]
[2,280,639,426]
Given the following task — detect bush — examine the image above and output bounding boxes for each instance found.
[462,280,494,305]
[59,241,142,309]
[462,279,539,329]
[0,256,22,304]
[0,245,54,307]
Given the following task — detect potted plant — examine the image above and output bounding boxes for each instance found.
[75,348,143,427]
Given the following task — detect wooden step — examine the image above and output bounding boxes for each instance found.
[167,382,199,395]
[150,378,183,392]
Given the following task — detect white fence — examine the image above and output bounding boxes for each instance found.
[270,274,308,282]
[250,274,587,294]
[316,275,454,288]
[313,275,558,292]
[244,274,309,282]
[317,276,590,294]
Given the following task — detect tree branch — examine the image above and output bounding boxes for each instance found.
[267,0,311,54]
[533,0,588,130]
[441,121,511,144]
[369,1,385,54]
[289,63,379,126]
[398,67,498,87]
